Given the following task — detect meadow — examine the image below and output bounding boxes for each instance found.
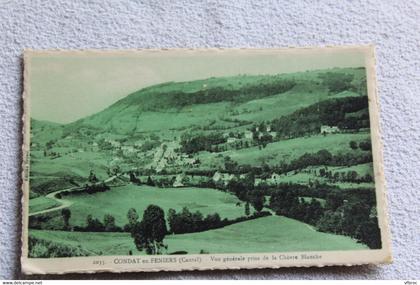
[27,67,380,257]
[29,215,366,256]
[198,133,371,168]
[272,163,375,189]
[65,185,248,227]
[29,196,60,213]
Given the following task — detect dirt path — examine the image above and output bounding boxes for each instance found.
[304,223,316,232]
[28,175,118,217]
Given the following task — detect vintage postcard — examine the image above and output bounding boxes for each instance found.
[21,46,391,274]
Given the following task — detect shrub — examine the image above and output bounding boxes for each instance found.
[28,236,91,258]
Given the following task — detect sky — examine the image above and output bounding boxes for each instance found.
[28,48,367,123]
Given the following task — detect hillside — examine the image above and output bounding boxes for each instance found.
[29,216,366,257]
[28,66,381,257]
[29,67,370,194]
[65,67,367,134]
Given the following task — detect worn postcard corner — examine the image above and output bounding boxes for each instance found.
[21,46,391,275]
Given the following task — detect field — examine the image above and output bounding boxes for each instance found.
[31,150,110,179]
[231,88,329,122]
[272,163,375,189]
[29,216,366,256]
[29,196,60,213]
[198,133,371,167]
[65,185,248,227]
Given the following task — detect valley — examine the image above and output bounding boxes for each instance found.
[28,67,381,257]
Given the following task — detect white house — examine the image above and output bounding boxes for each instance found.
[267,173,282,184]
[106,139,121,148]
[212,171,223,182]
[212,171,235,185]
[227,137,238,144]
[244,131,253,139]
[271,173,281,181]
[320,125,340,134]
[121,145,135,153]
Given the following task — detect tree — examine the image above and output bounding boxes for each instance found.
[224,156,238,173]
[114,165,121,175]
[355,217,382,249]
[61,208,71,230]
[127,208,139,232]
[129,173,141,185]
[146,176,154,186]
[245,201,250,216]
[132,205,167,255]
[259,133,272,148]
[250,191,264,213]
[359,140,372,151]
[347,170,358,182]
[167,208,178,234]
[88,170,98,183]
[349,141,358,150]
[317,210,343,234]
[325,192,343,211]
[103,214,117,232]
[45,140,55,150]
[320,72,354,93]
[86,214,104,231]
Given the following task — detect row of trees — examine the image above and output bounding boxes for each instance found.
[319,169,373,183]
[57,183,111,199]
[268,187,381,249]
[219,149,372,178]
[281,150,373,173]
[128,205,167,255]
[166,207,271,234]
[148,77,296,110]
[28,236,91,258]
[269,191,324,225]
[318,72,355,93]
[72,213,123,232]
[349,140,372,151]
[317,203,381,249]
[180,132,226,154]
[226,177,265,212]
[167,207,221,234]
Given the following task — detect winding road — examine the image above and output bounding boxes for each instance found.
[28,175,119,217]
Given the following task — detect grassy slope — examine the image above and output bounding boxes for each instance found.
[300,197,327,206]
[77,102,233,134]
[29,196,60,213]
[231,84,330,122]
[198,133,371,168]
[272,163,374,189]
[167,216,367,253]
[28,69,368,193]
[30,119,63,146]
[29,216,367,256]
[66,185,248,227]
[30,150,111,195]
[329,163,374,176]
[70,68,366,134]
[31,150,109,179]
[70,86,330,135]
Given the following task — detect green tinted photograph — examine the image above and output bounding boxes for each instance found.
[26,49,383,258]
